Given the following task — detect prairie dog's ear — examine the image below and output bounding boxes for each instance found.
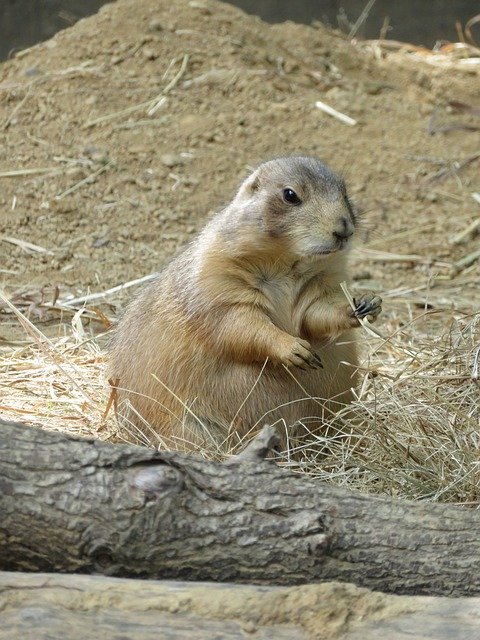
[248,174,260,193]
[236,171,260,199]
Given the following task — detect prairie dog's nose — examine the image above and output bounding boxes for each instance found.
[333,217,354,241]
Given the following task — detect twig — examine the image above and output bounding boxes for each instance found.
[472,345,480,381]
[450,218,480,245]
[314,100,357,126]
[103,379,119,421]
[465,14,480,47]
[58,273,158,307]
[424,153,480,183]
[111,41,146,66]
[428,108,480,134]
[55,161,113,200]
[84,102,155,128]
[451,249,480,275]
[349,0,377,38]
[355,248,451,268]
[147,54,189,116]
[379,16,390,40]
[2,236,54,255]
[0,167,58,178]
[112,118,168,131]
[3,84,32,129]
[146,96,167,117]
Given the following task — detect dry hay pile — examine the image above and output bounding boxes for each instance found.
[0,0,479,504]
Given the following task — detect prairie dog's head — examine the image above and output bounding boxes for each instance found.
[233,156,357,258]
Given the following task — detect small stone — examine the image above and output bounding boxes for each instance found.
[148,18,164,32]
[161,154,183,168]
[284,60,299,74]
[143,48,159,61]
[241,620,257,634]
[93,238,109,248]
[53,200,75,215]
[188,1,211,14]
[353,270,372,281]
[364,81,384,95]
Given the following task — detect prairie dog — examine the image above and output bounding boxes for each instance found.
[109,156,382,451]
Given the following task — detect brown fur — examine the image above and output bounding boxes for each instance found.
[108,157,381,451]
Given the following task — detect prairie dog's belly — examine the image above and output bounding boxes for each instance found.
[190,333,358,437]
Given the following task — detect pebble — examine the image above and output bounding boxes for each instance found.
[188,1,212,15]
[143,48,159,61]
[161,154,183,168]
[148,19,164,32]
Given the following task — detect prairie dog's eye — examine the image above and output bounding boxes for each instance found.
[282,188,302,205]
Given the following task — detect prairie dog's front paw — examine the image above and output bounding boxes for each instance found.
[350,292,382,324]
[277,337,323,370]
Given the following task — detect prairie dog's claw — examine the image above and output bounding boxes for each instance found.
[281,338,323,370]
[353,293,382,322]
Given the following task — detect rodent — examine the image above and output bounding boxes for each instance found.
[108,156,382,452]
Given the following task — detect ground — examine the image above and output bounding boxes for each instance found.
[0,0,479,502]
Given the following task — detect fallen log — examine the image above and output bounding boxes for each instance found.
[1,571,479,640]
[0,419,478,596]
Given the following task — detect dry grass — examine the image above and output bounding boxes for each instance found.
[356,36,480,71]
[280,311,480,505]
[1,287,478,506]
[0,300,118,442]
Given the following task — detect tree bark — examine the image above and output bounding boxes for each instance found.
[0,419,478,596]
[1,571,479,640]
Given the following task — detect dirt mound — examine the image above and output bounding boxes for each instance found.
[0,0,478,308]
